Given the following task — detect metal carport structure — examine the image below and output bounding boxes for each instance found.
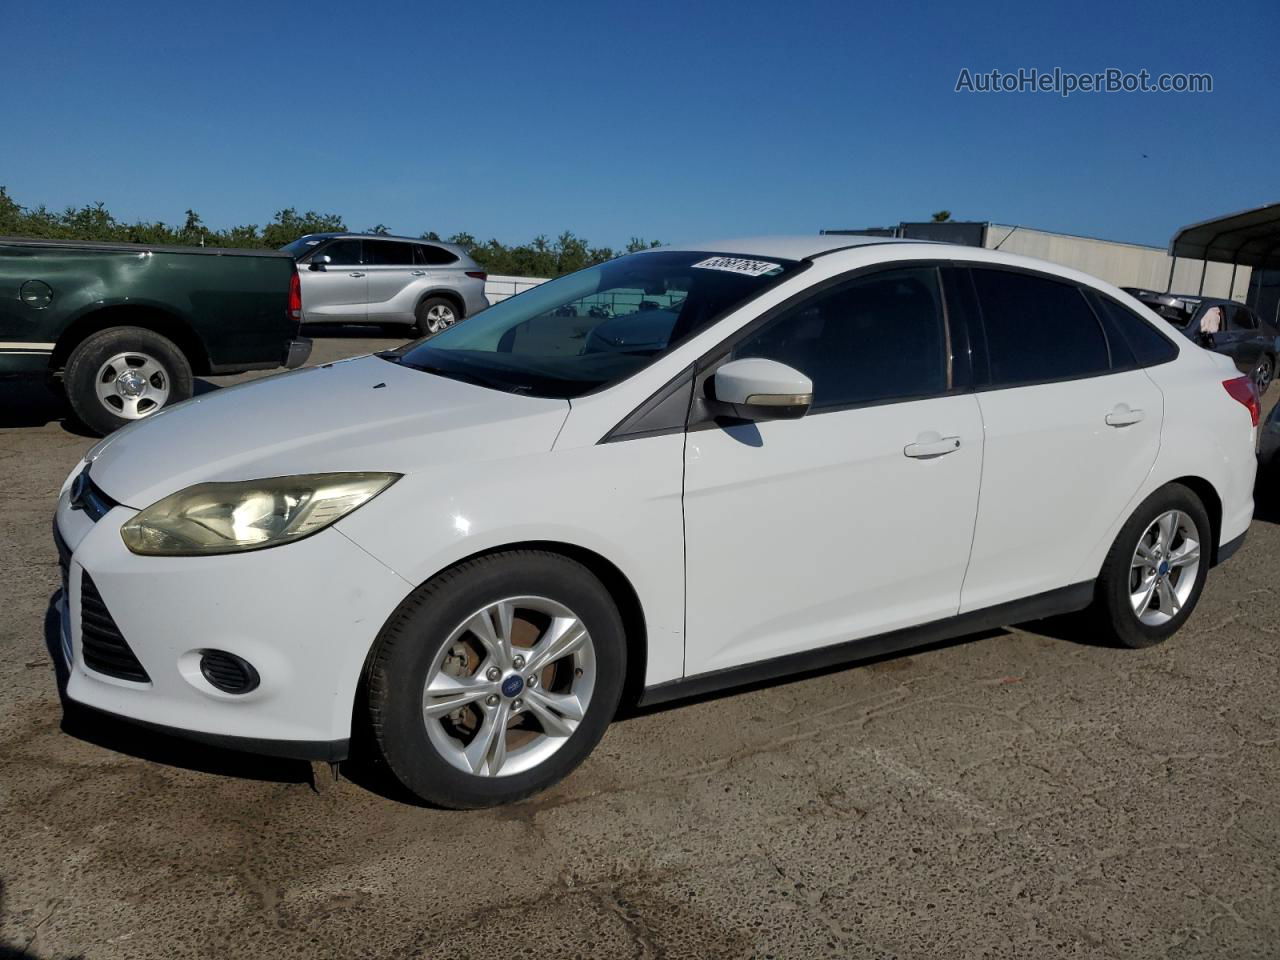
[1169,204,1280,316]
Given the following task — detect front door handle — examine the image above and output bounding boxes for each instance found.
[1105,405,1145,427]
[904,434,962,459]
[349,271,366,278]
[411,270,427,276]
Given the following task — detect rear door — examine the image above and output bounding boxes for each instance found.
[363,239,418,321]
[299,239,366,323]
[955,266,1164,612]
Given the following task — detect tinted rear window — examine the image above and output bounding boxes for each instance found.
[1094,294,1179,367]
[971,268,1110,386]
[415,244,459,266]
[364,240,415,265]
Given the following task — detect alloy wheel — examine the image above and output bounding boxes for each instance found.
[1254,356,1273,397]
[1129,510,1200,626]
[421,596,596,777]
[425,304,457,334]
[94,351,170,419]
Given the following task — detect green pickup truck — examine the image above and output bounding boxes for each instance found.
[1,237,310,434]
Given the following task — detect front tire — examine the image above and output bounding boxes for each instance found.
[1092,484,1211,648]
[64,326,193,436]
[365,551,625,808]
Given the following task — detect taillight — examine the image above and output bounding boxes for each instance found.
[465,271,487,282]
[288,270,302,324]
[1222,376,1260,426]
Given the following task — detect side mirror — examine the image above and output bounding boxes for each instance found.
[309,254,332,272]
[712,358,813,421]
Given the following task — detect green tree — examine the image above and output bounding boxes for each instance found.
[930,210,952,222]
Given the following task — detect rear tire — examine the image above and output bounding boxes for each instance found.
[365,550,625,808]
[414,296,461,337]
[1092,483,1211,649]
[64,327,193,436]
[1253,354,1274,398]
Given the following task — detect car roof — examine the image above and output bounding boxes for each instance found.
[301,233,472,257]
[665,234,915,261]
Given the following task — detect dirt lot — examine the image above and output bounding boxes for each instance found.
[1,332,1277,960]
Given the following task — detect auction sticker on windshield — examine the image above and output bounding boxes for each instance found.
[691,256,783,277]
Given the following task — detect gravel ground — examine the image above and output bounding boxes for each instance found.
[1,332,1277,960]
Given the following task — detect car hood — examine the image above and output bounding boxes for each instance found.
[87,355,571,508]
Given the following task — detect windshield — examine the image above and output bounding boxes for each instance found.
[387,251,804,398]
[280,236,327,259]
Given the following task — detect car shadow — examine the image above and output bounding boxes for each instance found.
[0,376,222,434]
[42,594,314,789]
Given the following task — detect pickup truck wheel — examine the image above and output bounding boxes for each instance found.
[414,297,461,337]
[65,327,193,435]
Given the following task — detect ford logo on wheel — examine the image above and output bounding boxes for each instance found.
[501,674,524,698]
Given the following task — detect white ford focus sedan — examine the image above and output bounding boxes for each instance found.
[52,236,1259,807]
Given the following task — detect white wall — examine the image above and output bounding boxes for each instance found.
[484,274,547,305]
[983,224,1251,300]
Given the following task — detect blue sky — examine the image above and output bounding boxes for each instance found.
[2,0,1276,249]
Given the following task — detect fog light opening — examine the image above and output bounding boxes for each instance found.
[198,650,261,695]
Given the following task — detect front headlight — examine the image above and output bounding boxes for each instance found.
[120,472,400,556]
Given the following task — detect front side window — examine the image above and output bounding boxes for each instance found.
[391,251,804,397]
[364,240,414,266]
[731,267,949,410]
[319,239,362,266]
[971,268,1110,386]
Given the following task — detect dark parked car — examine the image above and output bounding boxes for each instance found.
[1124,288,1278,395]
[1,237,310,434]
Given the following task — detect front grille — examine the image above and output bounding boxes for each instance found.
[70,466,119,522]
[199,650,260,694]
[80,573,150,683]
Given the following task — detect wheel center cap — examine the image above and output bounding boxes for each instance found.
[501,674,524,698]
[116,371,147,397]
[1157,560,1170,577]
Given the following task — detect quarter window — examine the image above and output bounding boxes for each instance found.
[1092,294,1178,366]
[971,268,1110,386]
[731,267,949,410]
[1229,305,1258,330]
[415,244,460,266]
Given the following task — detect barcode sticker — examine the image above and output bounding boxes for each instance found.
[691,256,782,277]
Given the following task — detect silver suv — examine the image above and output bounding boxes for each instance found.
[283,234,489,335]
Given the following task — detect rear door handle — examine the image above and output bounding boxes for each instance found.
[411,270,427,276]
[904,435,962,459]
[1105,405,1145,427]
[349,271,366,278]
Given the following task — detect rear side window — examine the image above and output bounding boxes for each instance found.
[971,268,1110,386]
[1093,294,1179,366]
[319,238,362,266]
[364,240,415,265]
[415,244,459,266]
[1229,305,1258,330]
[732,267,949,410]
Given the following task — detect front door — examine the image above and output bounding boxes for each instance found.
[683,266,984,676]
[299,238,367,324]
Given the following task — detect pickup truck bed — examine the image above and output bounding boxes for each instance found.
[1,237,310,433]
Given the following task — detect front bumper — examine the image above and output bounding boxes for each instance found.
[284,336,313,369]
[53,485,412,757]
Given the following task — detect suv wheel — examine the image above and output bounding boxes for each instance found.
[1253,354,1274,397]
[415,297,460,337]
[365,550,625,808]
[64,327,193,435]
[1092,483,1211,648]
